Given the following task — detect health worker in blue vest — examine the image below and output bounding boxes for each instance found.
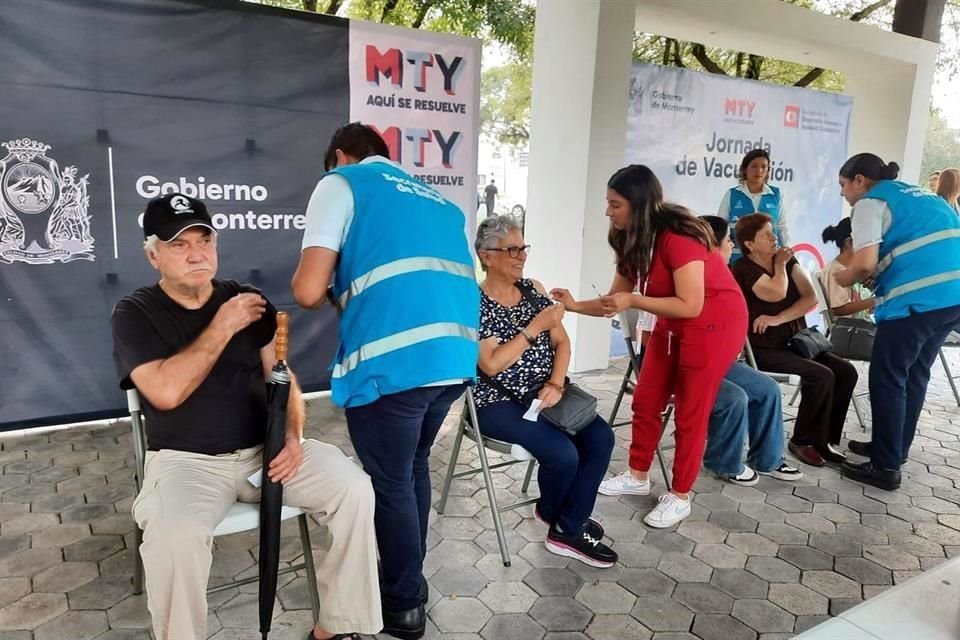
[292,123,480,640]
[835,153,960,492]
[717,149,790,262]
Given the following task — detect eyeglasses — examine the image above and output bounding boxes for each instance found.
[484,244,531,258]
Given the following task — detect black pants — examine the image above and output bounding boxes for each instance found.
[345,383,466,612]
[752,348,858,447]
[870,304,960,470]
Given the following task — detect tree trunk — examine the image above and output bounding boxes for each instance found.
[735,52,744,77]
[746,53,762,80]
[381,0,401,22]
[691,43,727,75]
[324,0,343,15]
[302,0,318,11]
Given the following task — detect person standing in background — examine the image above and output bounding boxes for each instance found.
[935,168,960,215]
[717,149,790,263]
[927,170,941,192]
[484,179,499,217]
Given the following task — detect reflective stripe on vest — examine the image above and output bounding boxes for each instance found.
[332,322,478,379]
[876,228,960,275]
[878,270,960,305]
[338,256,475,310]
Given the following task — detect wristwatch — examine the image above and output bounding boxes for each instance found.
[520,329,536,345]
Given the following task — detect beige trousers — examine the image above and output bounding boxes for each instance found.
[132,439,382,640]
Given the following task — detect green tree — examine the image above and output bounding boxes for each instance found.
[479,61,530,147]
[921,108,960,177]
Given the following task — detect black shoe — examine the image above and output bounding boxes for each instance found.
[381,604,426,640]
[841,460,901,491]
[535,504,605,539]
[847,440,909,465]
[544,525,617,568]
[419,576,428,605]
[818,443,847,465]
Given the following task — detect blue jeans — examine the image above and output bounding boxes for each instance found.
[476,401,614,536]
[345,383,466,612]
[871,304,960,471]
[703,362,785,476]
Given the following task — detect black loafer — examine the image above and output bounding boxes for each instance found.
[381,604,426,640]
[841,460,901,491]
[847,440,908,465]
[818,443,847,465]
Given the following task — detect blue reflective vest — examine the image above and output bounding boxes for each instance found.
[863,180,960,322]
[327,161,480,408]
[728,185,783,262]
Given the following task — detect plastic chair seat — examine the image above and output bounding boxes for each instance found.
[213,503,306,537]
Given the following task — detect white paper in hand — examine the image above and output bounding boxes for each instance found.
[247,468,264,488]
[523,398,543,422]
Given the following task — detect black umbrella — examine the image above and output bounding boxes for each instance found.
[260,310,290,640]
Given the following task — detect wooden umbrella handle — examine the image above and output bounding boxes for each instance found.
[275,311,289,362]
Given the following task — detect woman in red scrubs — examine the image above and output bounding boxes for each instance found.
[552,165,748,528]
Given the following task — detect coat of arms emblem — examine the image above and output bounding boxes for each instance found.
[0,138,94,264]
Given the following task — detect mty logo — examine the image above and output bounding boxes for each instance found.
[724,98,755,118]
[365,46,465,95]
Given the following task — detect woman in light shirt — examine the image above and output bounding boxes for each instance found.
[936,168,960,215]
[819,218,875,320]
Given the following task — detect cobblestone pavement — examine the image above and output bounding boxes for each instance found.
[2,354,960,639]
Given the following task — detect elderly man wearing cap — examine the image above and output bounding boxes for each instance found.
[111,193,382,640]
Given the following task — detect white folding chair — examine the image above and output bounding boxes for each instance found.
[127,389,320,620]
[437,386,537,567]
[939,332,960,406]
[809,271,869,430]
[607,310,673,491]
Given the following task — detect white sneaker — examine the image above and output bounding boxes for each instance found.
[759,461,803,482]
[643,493,692,528]
[598,471,651,496]
[726,464,759,487]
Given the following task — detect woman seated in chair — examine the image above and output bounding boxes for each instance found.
[474,215,617,568]
[731,213,857,468]
[820,218,875,320]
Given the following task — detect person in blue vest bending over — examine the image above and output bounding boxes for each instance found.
[836,153,960,491]
[717,149,790,262]
[292,123,480,640]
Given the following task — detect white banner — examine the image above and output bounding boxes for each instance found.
[349,21,481,234]
[626,63,853,272]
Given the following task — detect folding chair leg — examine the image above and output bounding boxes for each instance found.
[298,514,321,624]
[789,386,801,407]
[658,407,672,491]
[608,359,633,425]
[851,395,867,432]
[465,399,512,567]
[133,527,144,595]
[520,460,536,494]
[940,349,960,407]
[437,418,467,514]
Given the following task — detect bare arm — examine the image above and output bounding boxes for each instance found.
[532,280,570,386]
[751,250,792,302]
[291,247,338,309]
[834,245,879,287]
[261,339,305,441]
[633,260,705,319]
[831,296,876,318]
[771,266,818,326]
[553,271,634,317]
[129,293,266,411]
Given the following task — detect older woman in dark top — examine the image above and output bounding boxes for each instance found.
[474,215,616,568]
[731,213,857,467]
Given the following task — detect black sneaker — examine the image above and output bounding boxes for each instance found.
[847,440,908,465]
[841,460,901,491]
[545,526,618,568]
[535,504,604,539]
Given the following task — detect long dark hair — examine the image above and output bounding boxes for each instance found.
[821,218,853,250]
[607,165,714,279]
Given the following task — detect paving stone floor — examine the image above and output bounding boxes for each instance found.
[2,353,960,639]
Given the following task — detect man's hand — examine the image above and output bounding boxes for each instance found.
[212,293,266,336]
[753,314,784,334]
[268,436,303,485]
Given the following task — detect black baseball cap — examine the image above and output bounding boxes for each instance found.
[143,193,215,241]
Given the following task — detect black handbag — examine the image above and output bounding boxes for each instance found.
[787,326,833,359]
[829,317,875,361]
[480,372,598,436]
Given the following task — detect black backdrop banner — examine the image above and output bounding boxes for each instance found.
[0,0,353,428]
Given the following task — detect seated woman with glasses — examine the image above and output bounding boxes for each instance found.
[474,215,617,568]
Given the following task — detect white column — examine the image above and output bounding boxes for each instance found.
[524,0,635,372]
